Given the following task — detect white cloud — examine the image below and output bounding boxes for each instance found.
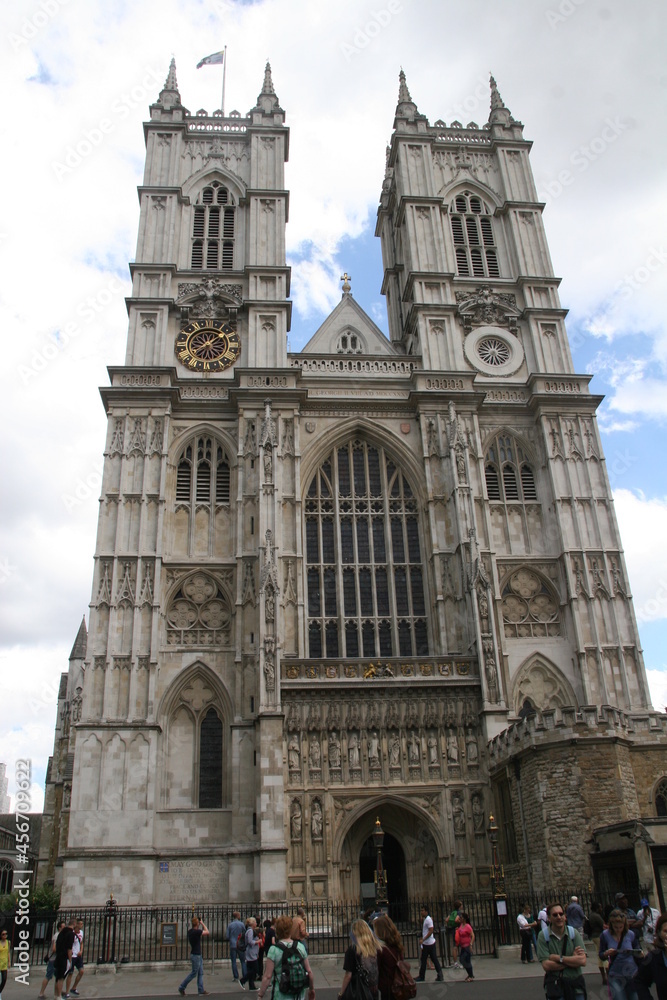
[613,490,667,624]
[647,670,667,715]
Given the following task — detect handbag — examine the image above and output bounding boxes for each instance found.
[543,932,569,1000]
[342,958,374,1000]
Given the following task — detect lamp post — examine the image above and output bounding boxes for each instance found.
[373,817,388,908]
[487,814,507,952]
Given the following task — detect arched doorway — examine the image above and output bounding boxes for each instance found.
[359,831,408,915]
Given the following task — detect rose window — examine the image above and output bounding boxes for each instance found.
[478,338,510,366]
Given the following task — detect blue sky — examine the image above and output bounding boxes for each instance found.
[1,0,667,811]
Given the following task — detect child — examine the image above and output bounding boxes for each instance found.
[455,912,475,983]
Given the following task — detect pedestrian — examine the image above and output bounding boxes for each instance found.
[228,911,248,984]
[240,917,261,990]
[54,919,76,1000]
[614,892,643,932]
[374,914,406,1000]
[39,921,65,999]
[256,918,266,978]
[339,919,381,1000]
[454,911,475,983]
[537,905,548,934]
[587,901,608,986]
[257,913,314,1000]
[635,912,667,999]
[65,918,85,996]
[566,896,586,933]
[178,915,210,996]
[517,903,537,963]
[600,908,640,1000]
[414,906,444,983]
[264,918,276,954]
[292,908,309,953]
[445,900,462,968]
[536,902,587,1000]
[637,897,661,953]
[0,928,10,1000]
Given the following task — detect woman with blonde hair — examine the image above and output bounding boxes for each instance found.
[339,919,381,1000]
[257,914,315,1000]
[600,908,641,1000]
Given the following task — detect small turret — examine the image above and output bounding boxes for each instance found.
[157,57,182,110]
[488,74,513,126]
[251,60,284,119]
[393,69,428,132]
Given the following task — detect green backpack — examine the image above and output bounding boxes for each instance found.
[275,940,308,996]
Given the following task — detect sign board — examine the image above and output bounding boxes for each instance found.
[161,922,178,947]
[496,900,507,916]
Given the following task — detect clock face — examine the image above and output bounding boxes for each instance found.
[175,320,241,372]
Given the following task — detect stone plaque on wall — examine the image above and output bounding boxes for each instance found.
[156,859,227,903]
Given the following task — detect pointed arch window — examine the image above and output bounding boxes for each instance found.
[175,437,231,507]
[501,569,561,638]
[450,191,499,278]
[305,440,429,659]
[199,708,223,808]
[484,432,538,504]
[656,779,667,817]
[191,182,235,271]
[0,861,13,896]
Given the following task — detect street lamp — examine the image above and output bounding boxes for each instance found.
[373,817,388,907]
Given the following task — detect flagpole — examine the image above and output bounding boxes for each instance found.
[221,46,227,115]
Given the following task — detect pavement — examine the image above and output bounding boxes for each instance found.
[23,946,606,999]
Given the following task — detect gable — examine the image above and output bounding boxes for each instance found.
[300,294,399,356]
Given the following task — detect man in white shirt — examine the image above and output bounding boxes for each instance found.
[64,919,84,997]
[638,897,661,952]
[415,907,444,982]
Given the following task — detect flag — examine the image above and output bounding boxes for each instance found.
[197,51,225,69]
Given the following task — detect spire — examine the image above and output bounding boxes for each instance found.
[261,61,275,96]
[253,59,282,116]
[398,68,412,105]
[69,616,87,661]
[157,56,182,109]
[164,57,179,93]
[394,68,424,125]
[488,73,512,126]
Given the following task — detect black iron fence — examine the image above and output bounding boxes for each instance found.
[0,888,607,969]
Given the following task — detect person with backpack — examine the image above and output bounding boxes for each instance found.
[454,912,475,983]
[536,902,587,999]
[445,901,462,968]
[257,914,315,1000]
[374,914,416,1000]
[228,911,248,985]
[599,908,641,1000]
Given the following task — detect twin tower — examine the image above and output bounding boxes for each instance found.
[40,60,667,908]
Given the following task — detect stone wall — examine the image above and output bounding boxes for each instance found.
[488,706,667,890]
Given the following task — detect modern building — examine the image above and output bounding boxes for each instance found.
[40,61,667,907]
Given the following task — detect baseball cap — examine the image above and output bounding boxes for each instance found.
[640,898,649,907]
[614,892,627,901]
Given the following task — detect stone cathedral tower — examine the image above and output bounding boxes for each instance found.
[42,64,667,907]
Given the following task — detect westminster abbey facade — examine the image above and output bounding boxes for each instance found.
[39,62,667,908]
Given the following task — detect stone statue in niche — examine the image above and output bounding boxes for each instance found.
[265,586,275,623]
[348,732,360,769]
[311,799,323,841]
[290,799,302,841]
[281,418,295,456]
[484,647,499,704]
[263,446,273,483]
[471,792,485,833]
[408,732,420,766]
[309,737,321,770]
[426,418,439,457]
[288,735,301,771]
[389,735,401,768]
[368,732,380,767]
[466,731,478,763]
[328,732,341,769]
[452,792,466,835]
[427,734,439,766]
[447,732,459,765]
[71,686,83,723]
